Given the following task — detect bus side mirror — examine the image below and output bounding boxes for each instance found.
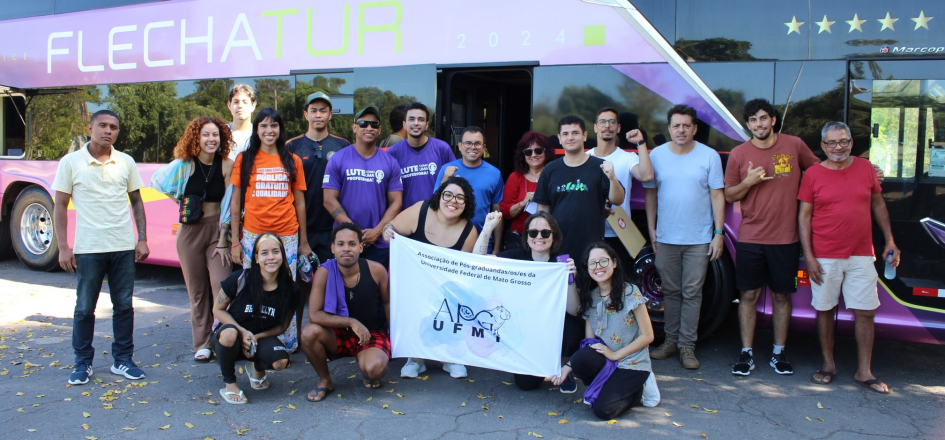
[872,123,880,138]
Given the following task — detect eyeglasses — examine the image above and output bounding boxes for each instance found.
[356,120,380,129]
[526,229,552,239]
[523,147,545,156]
[441,191,466,205]
[822,139,851,148]
[596,119,618,126]
[588,258,611,269]
[461,141,484,148]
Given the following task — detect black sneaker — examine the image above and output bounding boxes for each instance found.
[731,351,754,376]
[770,350,794,375]
[559,372,577,394]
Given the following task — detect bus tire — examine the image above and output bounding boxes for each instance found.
[634,246,735,341]
[11,186,59,272]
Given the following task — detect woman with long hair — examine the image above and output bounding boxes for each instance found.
[383,176,479,379]
[477,211,580,392]
[211,232,301,404]
[564,242,660,420]
[499,131,554,252]
[228,107,308,351]
[151,116,234,362]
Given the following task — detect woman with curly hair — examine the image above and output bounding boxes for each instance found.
[499,131,554,252]
[229,108,307,352]
[151,116,235,362]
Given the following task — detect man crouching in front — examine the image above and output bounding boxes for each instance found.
[301,223,391,402]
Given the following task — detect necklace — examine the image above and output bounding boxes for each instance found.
[344,271,361,300]
[196,158,214,183]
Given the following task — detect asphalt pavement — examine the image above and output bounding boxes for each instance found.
[0,259,943,439]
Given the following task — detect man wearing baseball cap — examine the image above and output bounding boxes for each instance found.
[323,107,404,268]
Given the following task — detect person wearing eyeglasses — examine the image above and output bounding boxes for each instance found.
[565,241,660,420]
[476,211,581,393]
[433,127,504,255]
[534,115,625,259]
[588,107,654,270]
[324,107,404,269]
[383,177,480,379]
[798,121,899,395]
[387,102,456,209]
[499,131,555,253]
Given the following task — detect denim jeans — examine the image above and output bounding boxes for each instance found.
[73,250,136,366]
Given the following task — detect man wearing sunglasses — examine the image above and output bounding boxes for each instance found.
[324,107,404,269]
[387,102,456,209]
[535,115,625,258]
[433,126,504,254]
[588,107,654,269]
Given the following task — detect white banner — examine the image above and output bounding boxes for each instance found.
[390,235,568,378]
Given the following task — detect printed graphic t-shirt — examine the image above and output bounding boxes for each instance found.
[387,138,456,209]
[323,146,404,249]
[534,156,611,258]
[642,142,724,245]
[724,134,820,244]
[589,147,640,238]
[220,269,301,335]
[286,134,349,234]
[797,158,881,259]
[231,151,307,236]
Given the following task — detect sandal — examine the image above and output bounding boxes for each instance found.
[855,378,891,395]
[246,366,270,390]
[810,370,835,385]
[219,388,248,405]
[307,386,334,402]
[363,378,382,389]
[194,348,212,363]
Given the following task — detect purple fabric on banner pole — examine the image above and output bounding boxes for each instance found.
[580,337,616,408]
[320,260,349,317]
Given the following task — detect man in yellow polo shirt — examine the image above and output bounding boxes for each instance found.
[52,109,150,385]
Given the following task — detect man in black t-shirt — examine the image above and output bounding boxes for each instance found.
[535,115,624,258]
[300,223,391,402]
[286,92,350,265]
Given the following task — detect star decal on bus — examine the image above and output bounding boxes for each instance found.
[784,16,804,35]
[846,14,866,33]
[911,11,933,31]
[815,16,835,34]
[877,12,898,32]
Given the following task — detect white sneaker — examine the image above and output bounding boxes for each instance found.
[442,363,468,379]
[400,358,426,378]
[641,372,660,407]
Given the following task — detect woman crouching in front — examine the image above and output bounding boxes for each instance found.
[562,242,660,420]
[211,232,301,404]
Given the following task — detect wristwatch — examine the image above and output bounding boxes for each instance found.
[713,229,724,235]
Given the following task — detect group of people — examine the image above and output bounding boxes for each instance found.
[52,79,899,424]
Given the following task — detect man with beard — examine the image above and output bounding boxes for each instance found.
[799,122,899,394]
[387,102,455,209]
[301,223,391,402]
[588,107,653,268]
[535,115,624,258]
[324,107,404,269]
[723,99,820,376]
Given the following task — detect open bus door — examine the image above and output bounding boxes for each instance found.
[847,59,945,343]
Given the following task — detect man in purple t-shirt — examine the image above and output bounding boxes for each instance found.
[387,102,456,209]
[324,107,404,269]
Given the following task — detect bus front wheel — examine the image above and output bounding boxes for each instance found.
[634,245,735,340]
[11,186,59,272]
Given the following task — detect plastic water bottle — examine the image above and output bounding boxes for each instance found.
[883,250,896,280]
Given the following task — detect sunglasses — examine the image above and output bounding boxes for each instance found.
[356,120,380,129]
[527,229,552,239]
[523,147,545,156]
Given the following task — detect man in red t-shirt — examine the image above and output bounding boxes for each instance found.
[798,121,899,395]
[724,99,820,377]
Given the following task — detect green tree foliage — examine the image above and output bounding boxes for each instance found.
[26,87,100,160]
[675,38,758,62]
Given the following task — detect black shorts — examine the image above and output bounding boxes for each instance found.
[735,242,800,294]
